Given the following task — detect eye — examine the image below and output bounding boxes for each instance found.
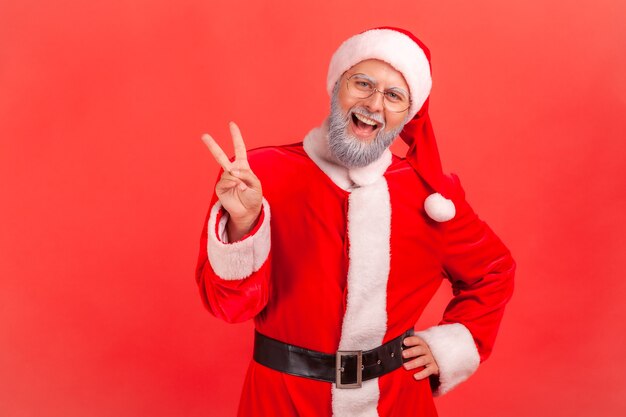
[349,75,374,94]
[385,91,401,103]
[351,78,374,91]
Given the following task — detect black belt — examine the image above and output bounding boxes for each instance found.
[253,328,414,389]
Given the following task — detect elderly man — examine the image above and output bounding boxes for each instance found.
[195,27,515,417]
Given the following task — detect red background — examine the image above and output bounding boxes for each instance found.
[1,1,625,416]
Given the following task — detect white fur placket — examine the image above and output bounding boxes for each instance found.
[304,122,392,417]
[332,177,391,417]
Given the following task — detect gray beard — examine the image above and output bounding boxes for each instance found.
[328,82,407,168]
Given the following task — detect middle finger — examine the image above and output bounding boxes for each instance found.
[403,355,429,370]
[402,345,427,359]
[229,121,248,162]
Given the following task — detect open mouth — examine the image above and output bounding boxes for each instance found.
[350,112,381,140]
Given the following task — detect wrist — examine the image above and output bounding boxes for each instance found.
[227,208,262,242]
[230,206,262,228]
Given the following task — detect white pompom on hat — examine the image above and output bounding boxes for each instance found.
[327,27,457,222]
[424,193,456,223]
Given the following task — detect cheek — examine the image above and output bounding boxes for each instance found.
[384,115,406,131]
[337,89,357,112]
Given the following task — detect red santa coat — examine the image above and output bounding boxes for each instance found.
[195,122,515,417]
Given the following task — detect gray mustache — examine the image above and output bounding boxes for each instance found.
[350,108,385,126]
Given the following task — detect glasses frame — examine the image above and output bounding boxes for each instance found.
[344,73,412,113]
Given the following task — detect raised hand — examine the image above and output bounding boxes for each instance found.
[201,122,263,241]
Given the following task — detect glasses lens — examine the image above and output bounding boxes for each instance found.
[384,90,410,112]
[346,74,410,113]
[347,75,374,98]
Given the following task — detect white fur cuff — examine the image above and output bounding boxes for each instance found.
[206,198,271,280]
[415,323,480,396]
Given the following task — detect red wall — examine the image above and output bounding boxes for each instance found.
[1,1,625,415]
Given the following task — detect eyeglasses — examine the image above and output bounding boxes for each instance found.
[345,73,411,113]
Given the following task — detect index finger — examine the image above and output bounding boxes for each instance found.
[229,121,248,161]
[201,133,233,172]
[403,336,427,347]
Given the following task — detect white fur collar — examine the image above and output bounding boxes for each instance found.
[302,119,393,191]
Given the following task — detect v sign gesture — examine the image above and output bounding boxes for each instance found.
[201,122,263,242]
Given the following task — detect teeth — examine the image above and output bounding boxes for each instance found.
[354,113,378,126]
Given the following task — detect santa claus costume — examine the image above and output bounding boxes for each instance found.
[195,27,515,417]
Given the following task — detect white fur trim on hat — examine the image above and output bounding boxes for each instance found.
[424,192,455,222]
[327,28,432,119]
[415,323,480,396]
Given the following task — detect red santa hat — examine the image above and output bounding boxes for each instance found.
[327,27,457,222]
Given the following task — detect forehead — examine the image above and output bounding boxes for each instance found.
[347,59,409,91]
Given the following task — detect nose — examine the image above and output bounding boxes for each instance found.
[363,90,385,113]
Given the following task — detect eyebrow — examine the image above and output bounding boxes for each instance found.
[351,73,377,84]
[351,73,409,96]
[386,86,409,97]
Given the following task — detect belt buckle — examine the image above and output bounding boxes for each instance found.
[336,350,363,389]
